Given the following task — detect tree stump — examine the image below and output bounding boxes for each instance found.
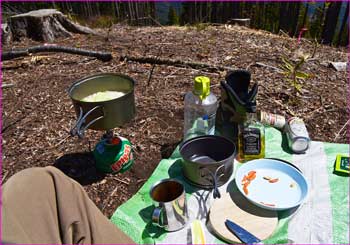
[4,9,97,43]
[228,18,251,27]
[1,23,12,45]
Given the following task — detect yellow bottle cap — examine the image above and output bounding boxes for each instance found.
[194,76,210,100]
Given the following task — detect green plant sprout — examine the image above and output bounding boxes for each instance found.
[280,53,310,95]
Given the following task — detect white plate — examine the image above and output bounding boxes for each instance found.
[235,159,309,210]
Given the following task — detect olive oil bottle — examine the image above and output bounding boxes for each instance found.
[237,102,265,162]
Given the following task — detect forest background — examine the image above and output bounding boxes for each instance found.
[2,1,349,47]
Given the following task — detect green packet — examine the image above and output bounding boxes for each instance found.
[334,154,350,174]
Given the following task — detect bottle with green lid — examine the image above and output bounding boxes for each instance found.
[184,76,218,140]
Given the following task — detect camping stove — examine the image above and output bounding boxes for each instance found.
[92,130,134,174]
[68,73,136,174]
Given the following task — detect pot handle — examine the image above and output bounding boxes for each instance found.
[200,165,225,199]
[70,106,104,138]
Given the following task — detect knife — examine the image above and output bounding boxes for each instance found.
[225,219,261,244]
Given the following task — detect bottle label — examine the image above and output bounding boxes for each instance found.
[243,128,261,155]
[260,111,286,129]
[111,144,132,172]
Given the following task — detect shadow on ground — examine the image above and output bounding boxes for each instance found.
[54,151,105,185]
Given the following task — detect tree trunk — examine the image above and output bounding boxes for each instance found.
[2,45,112,62]
[199,2,203,22]
[211,2,218,23]
[336,2,349,46]
[278,2,289,32]
[114,2,119,19]
[291,2,301,36]
[301,2,309,28]
[134,2,140,25]
[5,9,97,43]
[262,2,268,30]
[321,2,342,44]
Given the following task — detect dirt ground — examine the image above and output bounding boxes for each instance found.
[2,24,349,218]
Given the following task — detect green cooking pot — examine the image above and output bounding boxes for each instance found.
[68,73,136,138]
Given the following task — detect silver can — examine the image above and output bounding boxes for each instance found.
[285,117,310,153]
[259,111,286,129]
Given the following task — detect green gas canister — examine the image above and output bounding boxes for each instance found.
[93,136,134,174]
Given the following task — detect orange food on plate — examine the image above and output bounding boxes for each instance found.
[247,170,256,180]
[268,178,279,183]
[241,170,258,195]
[242,175,249,185]
[243,184,249,195]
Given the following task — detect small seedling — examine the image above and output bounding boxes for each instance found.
[280,53,310,95]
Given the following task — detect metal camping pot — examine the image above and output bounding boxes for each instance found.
[68,73,136,138]
[179,135,236,198]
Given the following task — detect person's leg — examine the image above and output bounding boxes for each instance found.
[2,166,135,244]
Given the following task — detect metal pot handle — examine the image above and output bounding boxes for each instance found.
[70,106,104,138]
[200,164,225,199]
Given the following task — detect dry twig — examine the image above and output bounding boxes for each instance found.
[334,119,350,141]
[273,99,296,116]
[113,177,130,185]
[1,83,14,89]
[110,186,119,197]
[51,134,72,149]
[255,62,283,73]
[147,47,162,86]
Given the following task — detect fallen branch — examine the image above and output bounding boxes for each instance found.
[121,55,236,72]
[2,45,112,62]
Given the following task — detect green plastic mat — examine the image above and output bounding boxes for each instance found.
[111,127,349,244]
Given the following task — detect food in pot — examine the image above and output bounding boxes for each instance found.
[81,91,125,102]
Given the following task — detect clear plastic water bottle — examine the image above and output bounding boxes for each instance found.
[184,76,218,140]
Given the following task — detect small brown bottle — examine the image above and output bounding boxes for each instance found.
[237,103,265,162]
